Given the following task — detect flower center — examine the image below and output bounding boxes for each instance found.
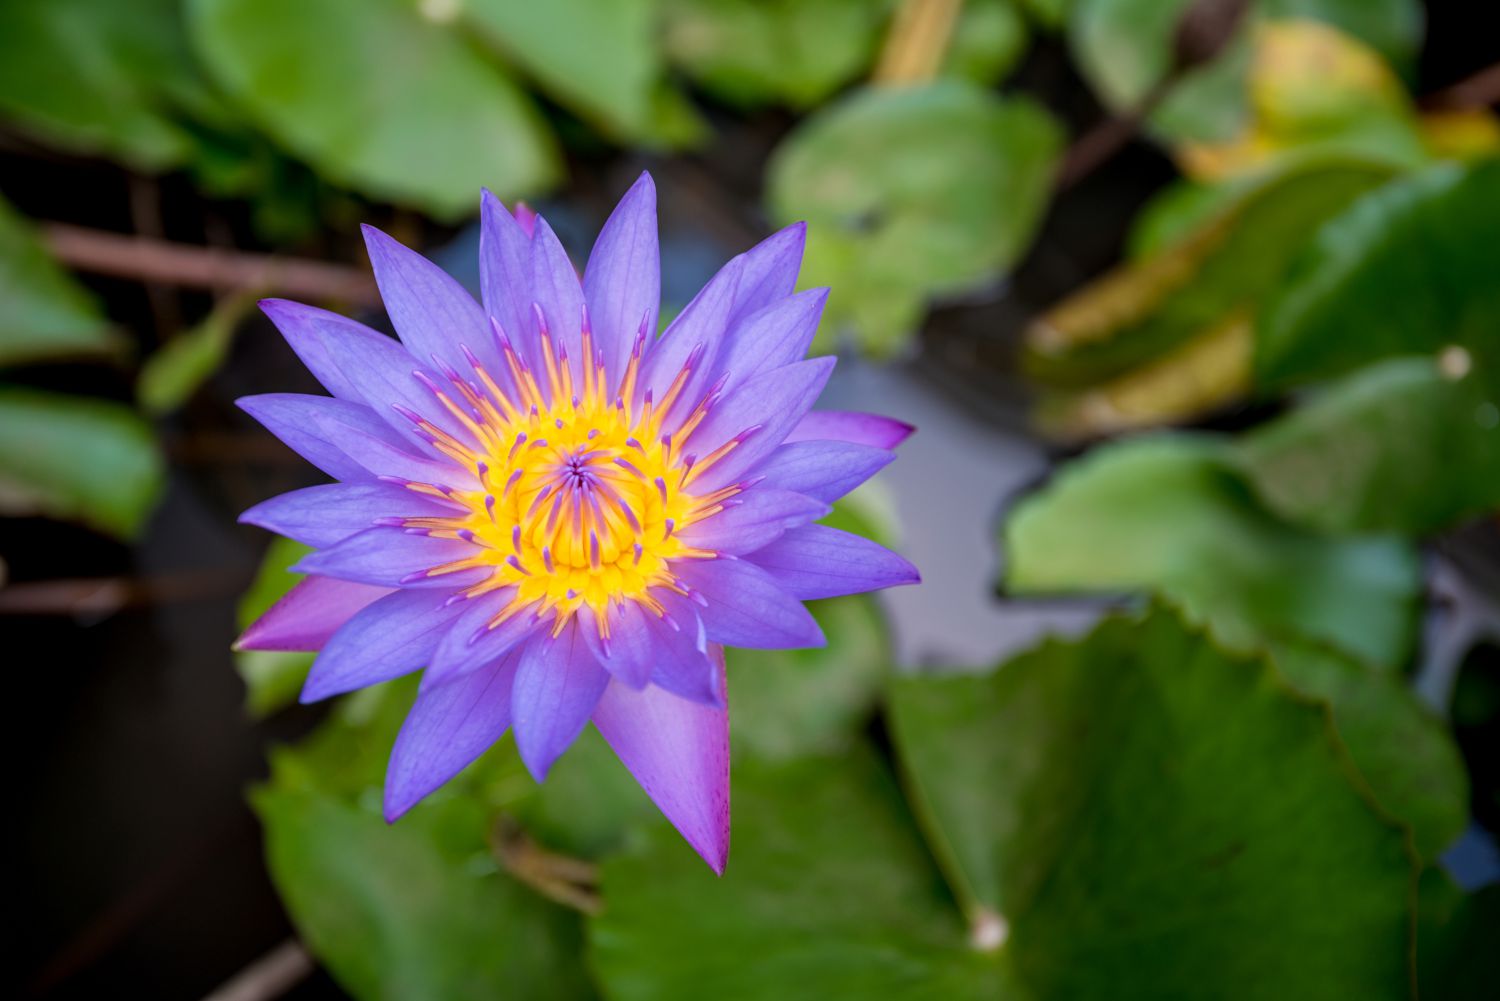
[389,316,746,636]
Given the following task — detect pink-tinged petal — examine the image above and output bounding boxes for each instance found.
[584,173,659,380]
[239,483,452,549]
[258,299,374,402]
[259,300,475,449]
[751,440,894,503]
[716,287,828,388]
[529,216,587,381]
[362,225,495,375]
[238,394,395,482]
[291,527,484,589]
[673,557,824,649]
[235,575,391,652]
[385,650,521,820]
[510,626,611,780]
[592,669,731,874]
[424,591,543,689]
[300,589,466,702]
[748,524,920,599]
[677,488,829,555]
[480,190,535,349]
[786,410,915,449]
[685,357,836,492]
[640,255,745,408]
[512,202,538,238]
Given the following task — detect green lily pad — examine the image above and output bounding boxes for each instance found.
[1002,434,1421,665]
[0,194,118,368]
[138,293,257,416]
[887,609,1417,999]
[0,388,163,539]
[943,0,1030,87]
[188,0,561,218]
[1239,355,1500,536]
[662,0,884,110]
[1257,159,1500,390]
[768,81,1063,356]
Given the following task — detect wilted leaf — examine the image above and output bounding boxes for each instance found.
[1002,435,1421,665]
[234,536,315,717]
[662,0,884,110]
[1239,356,1500,535]
[886,610,1416,1000]
[188,0,561,219]
[769,81,1063,356]
[1257,158,1500,389]
[0,388,164,538]
[0,194,118,368]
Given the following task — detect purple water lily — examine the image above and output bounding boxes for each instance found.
[235,174,918,872]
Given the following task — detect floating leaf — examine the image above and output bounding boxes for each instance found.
[1239,356,1500,536]
[1002,435,1421,665]
[1257,159,1500,390]
[1269,639,1469,860]
[461,0,702,147]
[590,747,1004,1001]
[138,293,258,416]
[769,81,1063,356]
[188,0,561,218]
[662,0,884,110]
[234,536,315,718]
[0,388,164,538]
[0,194,118,368]
[886,610,1416,999]
[943,0,1029,87]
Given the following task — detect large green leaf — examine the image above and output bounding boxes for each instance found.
[768,81,1063,356]
[1069,0,1423,145]
[1002,435,1421,665]
[0,388,163,538]
[943,0,1030,87]
[137,293,257,416]
[1239,356,1500,535]
[1269,639,1468,860]
[255,775,593,1001]
[590,747,1005,1001]
[461,0,701,147]
[0,194,117,368]
[1257,159,1500,390]
[234,536,315,718]
[1417,869,1500,1001]
[188,0,561,218]
[662,0,884,110]
[887,610,1416,1000]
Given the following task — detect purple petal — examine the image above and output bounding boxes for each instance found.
[677,488,829,555]
[258,299,377,401]
[313,416,474,488]
[300,589,467,702]
[510,626,611,780]
[786,410,915,449]
[579,599,657,689]
[235,575,391,652]
[672,557,824,649]
[751,440,895,503]
[684,357,836,492]
[748,524,920,599]
[239,483,452,549]
[731,222,806,322]
[584,173,659,380]
[291,527,484,589]
[592,672,731,874]
[716,288,828,388]
[425,591,543,689]
[512,202,538,237]
[238,394,394,482]
[529,215,587,383]
[385,650,521,820]
[480,190,535,352]
[362,225,493,375]
[638,599,723,706]
[639,255,745,408]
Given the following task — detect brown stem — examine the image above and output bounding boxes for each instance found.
[198,940,314,1001]
[873,0,965,86]
[1421,61,1500,111]
[42,223,380,305]
[0,568,248,617]
[489,816,602,915]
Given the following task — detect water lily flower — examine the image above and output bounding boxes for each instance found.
[235,174,918,872]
